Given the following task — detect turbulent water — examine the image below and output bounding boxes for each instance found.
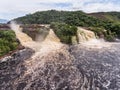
[10,22,33,46]
[77,27,96,43]
[0,23,120,90]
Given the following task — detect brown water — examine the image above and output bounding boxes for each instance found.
[1,22,119,90]
[10,22,33,46]
[77,27,111,48]
[77,27,96,43]
[10,22,63,52]
[10,22,64,72]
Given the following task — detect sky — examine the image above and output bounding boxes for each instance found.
[0,0,120,20]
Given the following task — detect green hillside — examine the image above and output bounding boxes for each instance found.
[13,10,120,41]
[89,12,120,24]
[14,10,103,27]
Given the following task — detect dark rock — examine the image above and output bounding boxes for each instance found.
[0,48,34,90]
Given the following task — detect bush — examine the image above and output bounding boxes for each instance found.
[0,30,19,56]
[105,30,116,41]
[89,27,117,41]
[50,22,77,44]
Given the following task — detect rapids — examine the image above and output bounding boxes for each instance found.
[0,23,120,90]
[10,22,63,52]
[10,22,33,46]
[77,27,96,43]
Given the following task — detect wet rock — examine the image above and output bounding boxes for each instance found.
[0,48,34,90]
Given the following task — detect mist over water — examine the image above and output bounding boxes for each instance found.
[10,22,62,51]
[77,27,111,48]
[77,27,96,43]
[10,21,64,69]
[10,22,112,51]
[80,39,112,49]
[10,21,34,46]
[10,22,112,76]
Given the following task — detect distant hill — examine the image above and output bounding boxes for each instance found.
[0,19,8,23]
[13,10,120,27]
[88,12,120,24]
[13,10,103,26]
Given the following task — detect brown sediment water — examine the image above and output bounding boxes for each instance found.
[77,27,111,48]
[10,22,64,72]
[1,22,120,90]
[77,27,96,43]
[10,22,63,52]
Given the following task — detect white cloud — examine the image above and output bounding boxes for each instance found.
[71,1,120,13]
[0,0,120,20]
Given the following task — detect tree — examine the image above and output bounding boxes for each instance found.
[0,30,19,56]
[50,22,77,44]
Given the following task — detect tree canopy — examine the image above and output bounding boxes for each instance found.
[0,30,19,56]
[14,10,120,40]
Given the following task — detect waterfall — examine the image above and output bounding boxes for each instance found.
[77,27,96,43]
[1,23,120,90]
[77,27,111,48]
[10,22,33,46]
[10,22,62,53]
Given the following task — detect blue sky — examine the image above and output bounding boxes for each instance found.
[0,0,120,20]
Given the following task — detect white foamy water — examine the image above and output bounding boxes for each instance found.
[10,22,63,52]
[77,27,112,49]
[80,39,112,49]
[10,21,35,46]
[10,22,113,72]
[10,22,64,72]
[77,27,96,43]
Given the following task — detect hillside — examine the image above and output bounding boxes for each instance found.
[89,12,120,24]
[13,10,120,27]
[13,10,120,40]
[13,10,103,27]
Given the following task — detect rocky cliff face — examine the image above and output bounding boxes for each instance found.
[21,24,50,41]
[0,43,120,90]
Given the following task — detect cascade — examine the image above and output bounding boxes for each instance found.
[77,27,111,48]
[77,27,96,43]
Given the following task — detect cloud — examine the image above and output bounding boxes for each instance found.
[0,0,120,20]
[71,0,120,13]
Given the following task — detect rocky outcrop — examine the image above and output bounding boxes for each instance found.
[21,24,50,41]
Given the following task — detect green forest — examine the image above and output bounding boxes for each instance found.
[50,22,77,44]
